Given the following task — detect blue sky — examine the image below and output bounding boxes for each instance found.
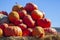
[0,0,60,27]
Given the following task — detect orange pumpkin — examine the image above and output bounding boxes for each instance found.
[31,10,44,21]
[32,26,45,38]
[8,11,20,23]
[0,28,3,37]
[12,5,23,12]
[4,26,22,37]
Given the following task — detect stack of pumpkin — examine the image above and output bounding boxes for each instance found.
[0,2,57,39]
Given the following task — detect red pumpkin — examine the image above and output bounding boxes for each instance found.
[37,18,51,28]
[0,23,8,30]
[44,28,57,35]
[0,11,8,16]
[18,10,27,19]
[2,11,8,16]
[23,15,35,28]
[22,29,32,36]
[14,19,23,26]
[18,23,27,31]
[28,28,33,36]
[24,2,38,12]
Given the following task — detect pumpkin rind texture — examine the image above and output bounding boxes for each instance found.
[4,26,22,37]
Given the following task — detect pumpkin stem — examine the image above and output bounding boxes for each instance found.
[15,2,18,5]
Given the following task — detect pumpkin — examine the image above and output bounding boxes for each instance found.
[31,10,44,21]
[8,11,20,23]
[12,5,23,12]
[4,26,22,37]
[32,26,45,38]
[0,28,3,37]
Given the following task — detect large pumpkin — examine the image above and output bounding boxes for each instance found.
[4,26,22,37]
[8,11,20,23]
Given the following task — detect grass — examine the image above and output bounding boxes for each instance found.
[0,34,60,40]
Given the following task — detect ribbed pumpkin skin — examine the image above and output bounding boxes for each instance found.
[4,26,22,37]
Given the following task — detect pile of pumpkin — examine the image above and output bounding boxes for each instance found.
[0,2,57,38]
